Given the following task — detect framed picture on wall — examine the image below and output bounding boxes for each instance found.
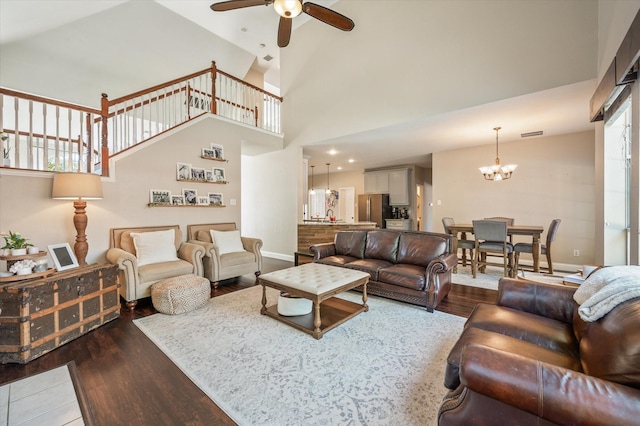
[206,170,214,182]
[202,147,216,159]
[183,188,197,205]
[210,144,224,159]
[150,189,171,204]
[171,195,185,205]
[213,167,226,182]
[197,196,210,206]
[208,192,223,206]
[177,162,191,180]
[191,167,206,181]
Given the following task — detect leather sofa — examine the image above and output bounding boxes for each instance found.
[309,230,457,312]
[439,277,640,425]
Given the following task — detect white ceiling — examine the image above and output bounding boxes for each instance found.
[0,0,597,173]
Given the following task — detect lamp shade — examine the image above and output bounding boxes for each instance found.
[52,173,103,200]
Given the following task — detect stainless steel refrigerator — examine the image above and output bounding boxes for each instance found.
[358,194,392,228]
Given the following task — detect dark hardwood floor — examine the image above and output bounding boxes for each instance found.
[0,257,496,425]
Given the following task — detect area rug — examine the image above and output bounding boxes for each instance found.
[133,286,466,426]
[452,264,564,290]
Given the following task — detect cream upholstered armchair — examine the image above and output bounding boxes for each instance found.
[106,225,205,310]
[187,222,262,288]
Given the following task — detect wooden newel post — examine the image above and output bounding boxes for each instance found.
[211,61,217,115]
[100,93,109,177]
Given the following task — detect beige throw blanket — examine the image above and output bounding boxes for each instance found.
[573,265,640,322]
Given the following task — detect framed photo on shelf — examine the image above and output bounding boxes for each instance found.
[206,170,214,182]
[191,167,206,181]
[202,147,216,159]
[171,195,185,205]
[150,189,171,204]
[48,243,79,272]
[197,196,210,206]
[208,192,223,206]
[183,188,197,205]
[210,144,224,159]
[213,167,226,182]
[177,162,191,180]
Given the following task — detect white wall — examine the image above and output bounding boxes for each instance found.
[0,115,281,265]
[242,146,302,261]
[433,131,595,269]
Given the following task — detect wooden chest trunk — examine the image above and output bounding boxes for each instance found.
[0,263,120,364]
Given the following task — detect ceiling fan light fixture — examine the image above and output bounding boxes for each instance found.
[274,0,302,18]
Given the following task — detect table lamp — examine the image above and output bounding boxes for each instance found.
[52,172,103,265]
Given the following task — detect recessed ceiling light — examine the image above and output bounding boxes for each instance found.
[329,149,337,155]
[240,27,248,32]
[259,43,266,48]
[337,166,342,170]
[348,159,354,163]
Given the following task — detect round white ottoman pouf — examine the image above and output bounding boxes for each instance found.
[151,274,211,315]
[277,292,312,316]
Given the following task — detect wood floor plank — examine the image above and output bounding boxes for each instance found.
[0,257,495,425]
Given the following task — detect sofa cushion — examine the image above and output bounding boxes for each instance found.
[465,303,579,358]
[344,258,393,281]
[138,259,194,283]
[197,229,213,243]
[221,250,256,267]
[210,229,245,255]
[363,230,400,263]
[396,232,447,267]
[334,231,367,259]
[130,229,179,266]
[378,264,426,290]
[579,298,640,389]
[444,326,583,390]
[316,255,359,267]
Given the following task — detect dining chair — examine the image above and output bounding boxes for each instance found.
[442,217,474,268]
[514,218,561,274]
[484,217,515,242]
[472,220,514,278]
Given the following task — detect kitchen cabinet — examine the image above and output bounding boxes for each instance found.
[388,168,410,205]
[364,171,389,194]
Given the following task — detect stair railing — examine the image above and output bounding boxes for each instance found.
[1,61,283,176]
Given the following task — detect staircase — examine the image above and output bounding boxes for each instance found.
[0,61,282,176]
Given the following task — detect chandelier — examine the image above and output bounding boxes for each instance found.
[479,126,517,181]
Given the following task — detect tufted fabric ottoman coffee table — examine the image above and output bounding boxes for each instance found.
[151,274,210,315]
[259,263,369,339]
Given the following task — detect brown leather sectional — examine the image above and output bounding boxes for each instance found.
[309,229,457,312]
[439,277,640,425]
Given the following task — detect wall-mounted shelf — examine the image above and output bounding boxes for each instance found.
[200,156,228,163]
[147,203,226,208]
[176,178,228,184]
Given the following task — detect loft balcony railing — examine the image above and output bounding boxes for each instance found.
[0,61,283,176]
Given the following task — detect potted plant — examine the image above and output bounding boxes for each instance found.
[1,230,33,256]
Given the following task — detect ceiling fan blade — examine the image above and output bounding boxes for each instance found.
[278,16,293,47]
[210,0,271,12]
[302,2,354,31]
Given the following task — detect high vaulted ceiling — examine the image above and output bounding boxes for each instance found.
[0,0,605,173]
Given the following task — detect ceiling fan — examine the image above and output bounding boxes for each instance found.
[210,0,355,48]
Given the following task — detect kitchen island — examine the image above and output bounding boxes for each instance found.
[297,222,378,253]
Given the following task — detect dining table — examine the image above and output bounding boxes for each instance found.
[446,223,545,272]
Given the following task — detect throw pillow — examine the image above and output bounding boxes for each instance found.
[131,229,179,266]
[210,229,245,255]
